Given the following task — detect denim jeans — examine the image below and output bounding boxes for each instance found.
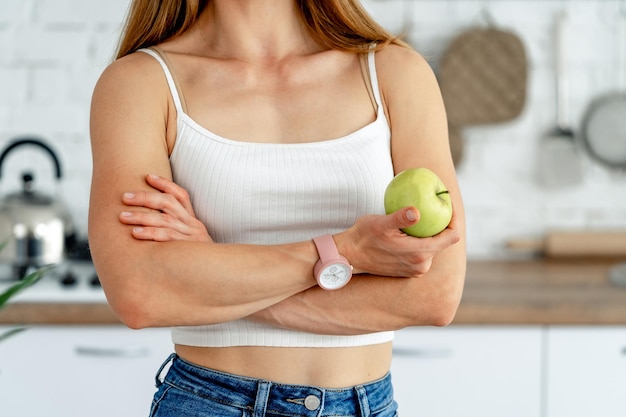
[149,353,399,417]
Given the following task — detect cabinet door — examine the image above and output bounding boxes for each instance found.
[391,326,542,417]
[546,326,626,417]
[0,325,174,417]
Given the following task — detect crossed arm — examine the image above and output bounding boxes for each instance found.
[89,45,466,333]
[117,168,465,335]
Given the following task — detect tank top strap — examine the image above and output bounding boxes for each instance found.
[366,46,383,111]
[138,47,185,114]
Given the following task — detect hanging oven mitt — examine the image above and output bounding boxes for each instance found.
[439,26,528,127]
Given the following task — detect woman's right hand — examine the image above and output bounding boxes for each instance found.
[336,206,462,278]
[119,174,213,244]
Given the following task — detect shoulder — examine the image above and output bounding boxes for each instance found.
[90,50,175,151]
[91,50,174,136]
[374,43,430,71]
[92,51,169,107]
[374,43,440,103]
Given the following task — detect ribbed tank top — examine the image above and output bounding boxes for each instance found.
[140,47,395,347]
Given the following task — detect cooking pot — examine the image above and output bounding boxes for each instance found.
[0,138,76,276]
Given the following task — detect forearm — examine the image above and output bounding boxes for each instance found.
[92,192,460,331]
[90,234,319,329]
[249,243,466,335]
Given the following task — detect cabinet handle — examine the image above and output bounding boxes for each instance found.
[74,346,150,358]
[392,347,452,358]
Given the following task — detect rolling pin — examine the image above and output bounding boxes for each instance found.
[506,231,626,258]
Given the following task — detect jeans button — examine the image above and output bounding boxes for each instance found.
[304,394,321,411]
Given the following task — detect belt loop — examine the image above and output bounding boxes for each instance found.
[155,353,177,387]
[254,380,272,417]
[355,385,371,417]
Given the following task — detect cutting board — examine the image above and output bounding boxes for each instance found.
[438,26,528,168]
[439,26,528,127]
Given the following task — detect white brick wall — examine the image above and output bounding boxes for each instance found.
[0,0,128,237]
[0,0,624,258]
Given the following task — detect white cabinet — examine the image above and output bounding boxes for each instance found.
[0,325,174,417]
[4,324,625,417]
[391,326,543,417]
[546,326,626,417]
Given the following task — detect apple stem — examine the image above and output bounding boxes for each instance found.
[436,190,450,196]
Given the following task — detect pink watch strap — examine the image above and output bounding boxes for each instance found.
[312,235,341,262]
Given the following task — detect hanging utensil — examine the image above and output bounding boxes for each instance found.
[579,3,626,171]
[536,10,585,187]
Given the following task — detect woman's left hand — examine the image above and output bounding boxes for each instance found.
[119,174,213,243]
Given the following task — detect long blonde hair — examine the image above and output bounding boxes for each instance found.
[116,0,404,59]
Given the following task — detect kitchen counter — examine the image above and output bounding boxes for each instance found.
[455,259,626,325]
[1,260,625,325]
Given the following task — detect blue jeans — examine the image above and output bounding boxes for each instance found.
[149,354,399,417]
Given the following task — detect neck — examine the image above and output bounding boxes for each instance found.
[195,0,320,63]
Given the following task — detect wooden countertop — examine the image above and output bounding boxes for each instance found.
[455,259,626,325]
[1,260,625,325]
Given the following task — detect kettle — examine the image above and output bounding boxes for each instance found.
[0,138,76,277]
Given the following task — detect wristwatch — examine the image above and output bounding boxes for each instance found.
[312,234,353,290]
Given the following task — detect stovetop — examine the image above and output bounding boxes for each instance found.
[0,241,107,304]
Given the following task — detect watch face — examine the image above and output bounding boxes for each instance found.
[318,263,352,290]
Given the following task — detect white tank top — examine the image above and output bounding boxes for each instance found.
[140,47,395,347]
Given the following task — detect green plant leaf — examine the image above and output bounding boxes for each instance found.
[0,266,53,311]
[0,327,26,343]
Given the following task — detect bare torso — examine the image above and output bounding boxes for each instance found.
[175,343,393,388]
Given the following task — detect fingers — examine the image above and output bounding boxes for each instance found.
[119,175,212,243]
[343,208,460,279]
[127,224,208,243]
[428,208,462,246]
[389,205,460,247]
[129,226,187,242]
[123,176,195,221]
[390,207,420,230]
[144,174,196,214]
[122,190,188,218]
[119,210,189,233]
[119,210,212,243]
[397,211,461,277]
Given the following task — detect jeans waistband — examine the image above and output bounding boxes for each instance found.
[157,353,395,417]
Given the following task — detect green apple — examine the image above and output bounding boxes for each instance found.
[384,167,452,237]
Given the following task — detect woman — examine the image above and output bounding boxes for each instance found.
[88,0,466,416]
